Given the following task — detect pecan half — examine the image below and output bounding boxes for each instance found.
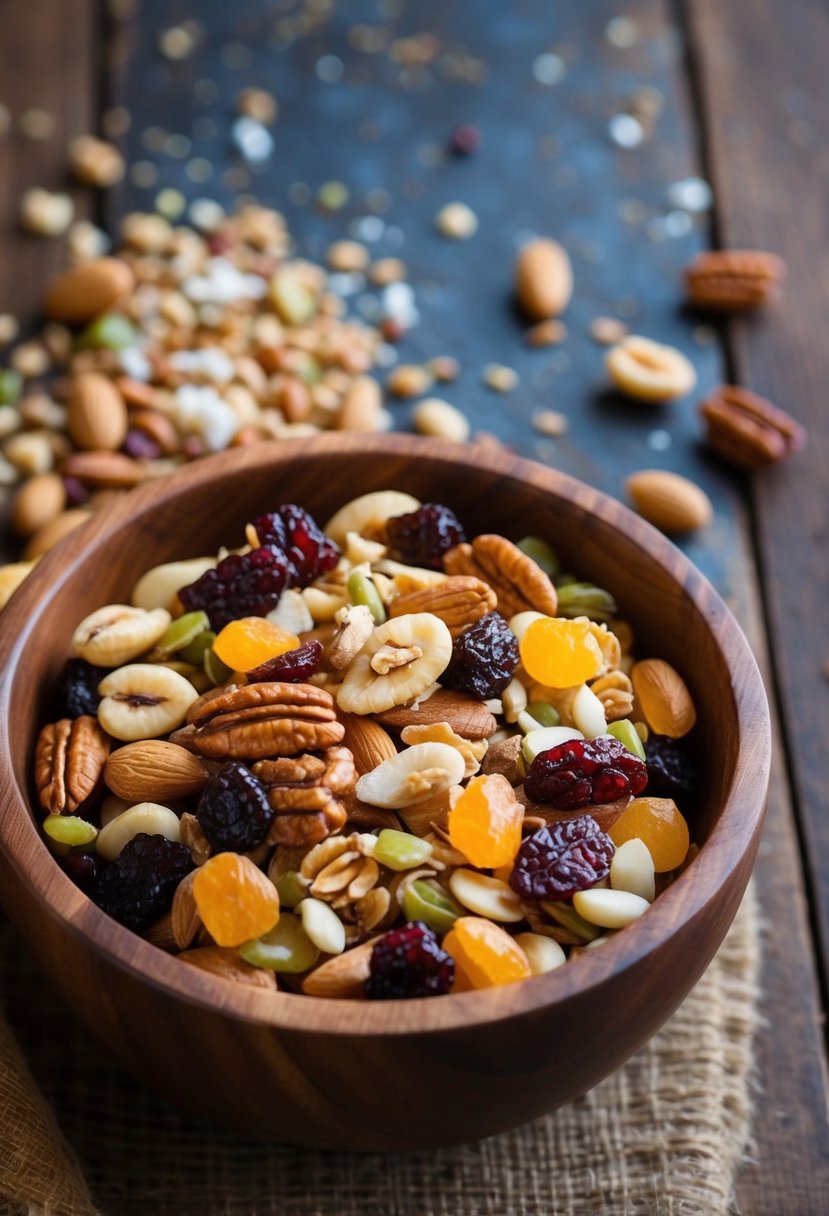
[187,681,344,760]
[443,535,557,619]
[34,715,110,814]
[685,249,786,311]
[389,576,497,638]
[699,384,806,469]
[252,745,355,846]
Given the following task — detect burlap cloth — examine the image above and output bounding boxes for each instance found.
[0,885,760,1216]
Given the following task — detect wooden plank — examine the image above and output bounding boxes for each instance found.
[0,0,98,558]
[0,0,97,326]
[684,0,829,1207]
[686,0,829,971]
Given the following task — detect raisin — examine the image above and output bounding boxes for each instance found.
[365,921,455,1000]
[91,834,192,933]
[441,612,519,699]
[58,657,110,718]
[250,504,340,585]
[385,503,466,571]
[509,816,615,901]
[196,761,275,853]
[524,737,648,810]
[62,851,100,892]
[645,735,699,803]
[246,639,323,683]
[179,547,293,631]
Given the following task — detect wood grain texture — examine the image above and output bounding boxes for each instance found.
[0,436,769,1147]
[685,0,829,1205]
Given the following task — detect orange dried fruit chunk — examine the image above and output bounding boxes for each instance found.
[609,797,689,872]
[447,773,524,868]
[192,852,280,947]
[213,617,300,673]
[443,916,532,990]
[519,617,603,688]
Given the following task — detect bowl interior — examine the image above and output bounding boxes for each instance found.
[0,435,768,1032]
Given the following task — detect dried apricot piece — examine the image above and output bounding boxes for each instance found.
[447,774,523,868]
[212,616,300,672]
[519,617,603,688]
[192,852,280,946]
[609,796,689,872]
[443,916,531,989]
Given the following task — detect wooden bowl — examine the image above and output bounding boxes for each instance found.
[0,435,769,1149]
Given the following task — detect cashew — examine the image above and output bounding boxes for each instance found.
[324,490,420,545]
[336,613,452,715]
[97,663,199,741]
[355,742,465,809]
[72,605,171,666]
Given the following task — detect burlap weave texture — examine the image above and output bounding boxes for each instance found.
[0,884,760,1216]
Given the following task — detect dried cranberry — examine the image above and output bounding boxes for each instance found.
[91,834,192,933]
[450,123,481,156]
[62,851,100,893]
[385,503,466,571]
[63,475,89,507]
[365,922,455,1000]
[525,738,645,809]
[510,817,615,901]
[58,657,110,718]
[122,429,161,460]
[246,639,323,683]
[645,735,699,803]
[525,737,648,810]
[250,504,340,586]
[441,612,519,699]
[179,547,292,631]
[196,761,274,853]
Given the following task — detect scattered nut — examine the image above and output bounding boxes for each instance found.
[626,469,713,533]
[435,201,478,240]
[606,335,696,402]
[412,397,470,443]
[20,188,74,237]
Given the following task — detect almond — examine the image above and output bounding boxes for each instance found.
[23,508,92,560]
[390,575,496,638]
[301,937,378,997]
[171,870,201,949]
[11,472,66,537]
[515,238,573,320]
[335,374,381,432]
[336,712,398,775]
[104,740,211,802]
[179,946,277,989]
[43,257,135,325]
[67,372,129,452]
[631,658,696,739]
[61,450,144,489]
[625,469,712,534]
[374,688,498,740]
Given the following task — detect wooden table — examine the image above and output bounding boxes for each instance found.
[1,1,827,1209]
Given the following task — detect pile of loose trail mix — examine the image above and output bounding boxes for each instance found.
[35,490,699,999]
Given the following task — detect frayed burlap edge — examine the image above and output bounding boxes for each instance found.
[1,883,760,1216]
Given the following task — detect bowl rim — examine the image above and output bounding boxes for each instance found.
[0,433,770,1035]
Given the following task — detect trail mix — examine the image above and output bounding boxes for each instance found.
[35,491,699,999]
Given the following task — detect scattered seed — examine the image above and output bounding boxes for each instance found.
[158,25,197,60]
[387,364,432,399]
[435,202,478,240]
[605,16,640,47]
[327,240,370,273]
[318,181,349,211]
[533,409,568,437]
[237,87,278,125]
[19,189,74,237]
[589,316,629,346]
[412,398,470,443]
[0,315,20,346]
[527,319,568,347]
[608,114,644,149]
[427,355,460,382]
[369,257,406,286]
[483,364,518,393]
